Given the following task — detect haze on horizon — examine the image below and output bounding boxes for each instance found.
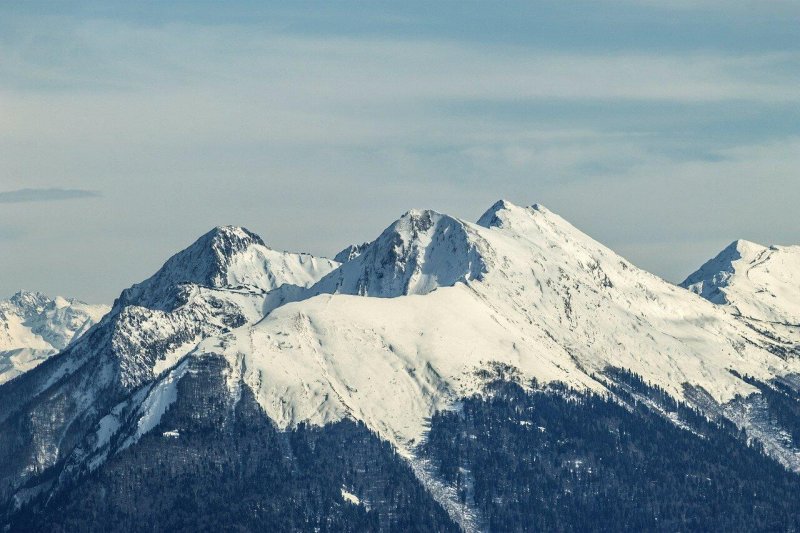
[1,0,798,303]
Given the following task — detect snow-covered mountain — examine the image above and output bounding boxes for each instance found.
[333,242,369,263]
[0,226,338,508]
[682,239,800,324]
[0,292,109,384]
[187,201,800,456]
[682,239,800,348]
[119,225,338,311]
[309,209,487,298]
[3,204,800,531]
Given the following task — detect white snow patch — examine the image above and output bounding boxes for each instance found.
[153,335,203,375]
[340,488,361,506]
[94,413,122,451]
[121,360,190,450]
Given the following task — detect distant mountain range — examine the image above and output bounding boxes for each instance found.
[0,291,108,384]
[2,201,799,532]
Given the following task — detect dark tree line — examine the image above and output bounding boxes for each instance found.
[7,356,457,532]
[421,373,800,532]
[733,371,800,447]
[9,357,800,532]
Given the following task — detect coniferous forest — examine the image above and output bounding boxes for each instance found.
[422,374,800,532]
[7,361,800,532]
[6,357,457,533]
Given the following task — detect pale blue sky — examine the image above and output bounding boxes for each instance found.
[1,1,798,302]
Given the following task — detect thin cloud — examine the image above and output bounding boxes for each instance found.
[0,188,101,203]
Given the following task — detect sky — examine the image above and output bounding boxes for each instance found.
[1,1,799,302]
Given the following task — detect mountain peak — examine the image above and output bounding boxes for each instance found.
[8,290,51,313]
[115,225,271,310]
[476,199,555,230]
[149,225,267,290]
[201,225,267,253]
[681,239,768,304]
[397,208,438,232]
[721,239,765,260]
[0,290,109,383]
[476,199,522,228]
[682,238,800,325]
[117,225,339,311]
[307,208,487,298]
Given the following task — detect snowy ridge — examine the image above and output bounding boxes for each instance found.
[182,200,800,461]
[0,291,109,384]
[5,203,800,512]
[683,239,800,326]
[0,229,339,505]
[308,209,488,298]
[118,225,338,310]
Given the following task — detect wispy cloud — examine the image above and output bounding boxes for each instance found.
[0,188,100,203]
[0,6,797,301]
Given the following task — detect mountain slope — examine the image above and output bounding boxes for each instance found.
[186,202,800,460]
[311,209,487,298]
[682,239,800,348]
[10,355,457,532]
[4,204,800,531]
[682,239,800,325]
[421,379,800,532]
[0,292,109,384]
[0,226,337,507]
